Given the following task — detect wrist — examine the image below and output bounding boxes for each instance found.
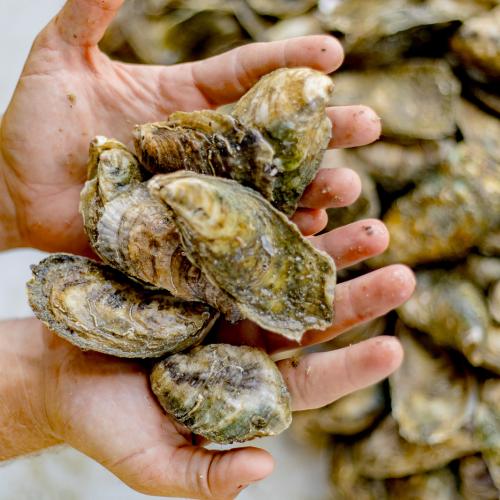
[0,319,63,461]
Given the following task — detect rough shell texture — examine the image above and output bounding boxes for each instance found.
[148,171,336,340]
[27,254,217,358]
[80,137,240,320]
[465,255,500,290]
[150,344,291,443]
[135,67,333,215]
[354,416,478,479]
[459,455,499,500]
[390,323,477,445]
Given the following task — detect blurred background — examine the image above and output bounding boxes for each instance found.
[1,0,499,499]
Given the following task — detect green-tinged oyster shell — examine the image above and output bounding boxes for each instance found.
[390,323,477,445]
[354,416,478,479]
[451,6,500,84]
[27,254,217,358]
[150,343,291,443]
[386,468,460,500]
[397,271,493,369]
[148,171,336,340]
[459,455,499,500]
[474,380,500,490]
[80,137,240,320]
[135,68,333,215]
[488,280,500,323]
[292,384,385,445]
[465,255,500,290]
[331,60,460,141]
[373,145,500,267]
[330,442,389,500]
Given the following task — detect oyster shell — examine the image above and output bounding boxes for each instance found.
[474,379,500,490]
[148,171,336,340]
[488,280,500,323]
[27,254,217,358]
[150,343,291,443]
[479,229,500,257]
[330,60,460,141]
[451,6,500,85]
[292,384,385,445]
[465,255,500,290]
[327,316,387,350]
[263,15,323,42]
[386,468,460,500]
[459,455,499,500]
[135,67,333,215]
[354,416,478,479]
[390,323,477,445]
[246,0,316,18]
[80,137,240,320]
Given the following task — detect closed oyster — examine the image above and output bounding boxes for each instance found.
[80,136,240,320]
[246,0,316,18]
[480,229,500,257]
[135,67,333,215]
[148,171,336,340]
[459,455,499,500]
[292,384,385,445]
[390,323,477,445]
[263,15,323,42]
[354,416,478,479]
[386,468,460,500]
[451,6,500,84]
[27,254,217,358]
[331,60,459,141]
[465,255,500,290]
[474,380,500,490]
[374,145,500,267]
[488,280,500,323]
[397,271,490,365]
[150,343,291,443]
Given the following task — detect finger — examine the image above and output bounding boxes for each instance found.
[55,0,124,46]
[278,336,403,411]
[327,106,381,148]
[292,209,328,236]
[190,35,343,104]
[172,446,274,500]
[312,219,389,270]
[299,168,361,209]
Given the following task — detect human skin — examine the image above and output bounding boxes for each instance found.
[0,1,415,498]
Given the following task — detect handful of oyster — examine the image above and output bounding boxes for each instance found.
[26,68,335,443]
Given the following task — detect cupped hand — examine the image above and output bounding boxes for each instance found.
[1,1,416,499]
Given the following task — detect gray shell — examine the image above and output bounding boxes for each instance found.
[150,344,291,443]
[27,254,217,358]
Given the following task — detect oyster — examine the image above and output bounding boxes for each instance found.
[354,416,478,479]
[386,468,460,500]
[292,384,385,445]
[374,145,500,267]
[465,255,500,290]
[451,6,500,84]
[263,15,323,42]
[397,271,490,365]
[488,280,500,323]
[327,316,387,350]
[474,379,500,490]
[390,323,477,445]
[330,60,460,141]
[80,137,240,319]
[150,343,291,443]
[148,171,336,340]
[479,229,500,257]
[135,67,333,215]
[27,254,217,358]
[330,442,388,500]
[246,0,316,18]
[459,455,499,500]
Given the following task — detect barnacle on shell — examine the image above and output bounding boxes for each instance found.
[150,343,291,443]
[27,254,217,358]
[148,171,336,340]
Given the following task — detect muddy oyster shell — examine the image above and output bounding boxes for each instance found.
[459,455,499,500]
[27,254,217,358]
[150,343,291,443]
[148,171,336,340]
[354,416,478,479]
[331,60,460,141]
[80,136,240,320]
[390,323,477,445]
[135,67,333,215]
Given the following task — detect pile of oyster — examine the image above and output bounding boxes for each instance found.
[98,0,500,496]
[27,67,337,444]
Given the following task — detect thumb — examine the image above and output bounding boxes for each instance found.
[54,0,124,47]
[173,446,274,500]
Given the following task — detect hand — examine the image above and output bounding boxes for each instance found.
[0,1,415,499]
